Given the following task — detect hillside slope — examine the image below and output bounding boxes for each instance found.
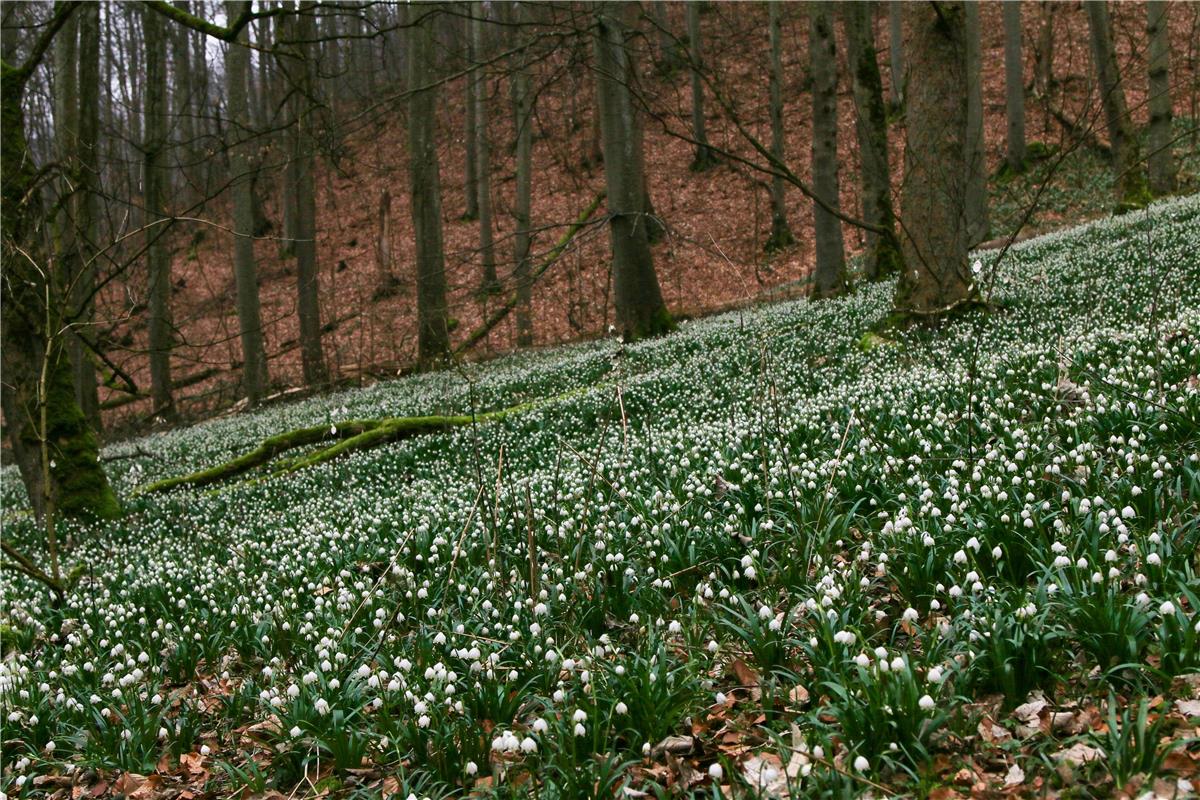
[3,192,1199,796]
[98,2,1200,431]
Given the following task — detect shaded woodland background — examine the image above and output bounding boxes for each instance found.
[3,1,1198,437]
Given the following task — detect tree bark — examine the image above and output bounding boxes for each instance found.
[1003,0,1026,173]
[472,5,498,291]
[408,2,451,368]
[841,1,900,280]
[292,2,328,386]
[374,188,399,297]
[764,1,794,252]
[72,2,101,430]
[1,6,120,521]
[463,3,479,220]
[512,1,535,347]
[594,2,671,341]
[887,1,904,109]
[171,0,197,203]
[963,1,989,247]
[1146,0,1176,195]
[686,1,715,170]
[809,2,845,299]
[1085,0,1149,210]
[144,5,176,420]
[895,1,975,317]
[1033,1,1056,98]
[225,0,269,405]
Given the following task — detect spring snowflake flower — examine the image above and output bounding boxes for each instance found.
[708,762,723,780]
[853,755,870,772]
[918,694,935,711]
[290,725,303,738]
[1159,601,1176,615]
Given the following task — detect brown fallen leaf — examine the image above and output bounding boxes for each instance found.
[731,658,760,687]
[1051,742,1104,766]
[1003,763,1025,786]
[652,735,694,757]
[742,753,789,798]
[1176,699,1200,719]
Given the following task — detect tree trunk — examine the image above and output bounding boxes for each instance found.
[686,1,715,170]
[594,2,671,341]
[463,4,479,220]
[1,12,120,521]
[472,6,498,291]
[841,1,900,280]
[225,0,270,405]
[764,1,794,253]
[293,2,328,386]
[1146,0,1176,195]
[887,1,904,109]
[963,1,989,247]
[408,2,451,368]
[651,0,681,75]
[895,1,975,317]
[72,2,102,430]
[171,0,197,203]
[1085,0,1149,210]
[1033,1,1056,97]
[809,2,845,299]
[374,188,399,297]
[1003,0,1026,173]
[512,1,535,347]
[144,5,176,420]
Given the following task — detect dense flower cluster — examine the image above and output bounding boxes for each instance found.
[2,197,1198,796]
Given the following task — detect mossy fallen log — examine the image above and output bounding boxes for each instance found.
[142,385,591,494]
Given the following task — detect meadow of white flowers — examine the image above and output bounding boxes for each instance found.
[2,196,1198,798]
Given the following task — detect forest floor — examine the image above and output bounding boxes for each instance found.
[3,194,1199,799]
[94,1,1200,435]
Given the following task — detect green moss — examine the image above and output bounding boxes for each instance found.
[46,348,121,520]
[858,331,896,352]
[629,305,675,342]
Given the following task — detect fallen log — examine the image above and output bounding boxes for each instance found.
[141,383,596,493]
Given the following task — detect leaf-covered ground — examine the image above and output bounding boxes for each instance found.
[3,197,1200,799]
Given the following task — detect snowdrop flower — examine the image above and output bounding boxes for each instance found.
[902,607,919,623]
[200,745,211,756]
[1159,601,1176,615]
[708,762,723,780]
[290,725,303,738]
[919,694,936,711]
[573,723,586,737]
[615,701,628,714]
[927,666,944,684]
[853,755,870,772]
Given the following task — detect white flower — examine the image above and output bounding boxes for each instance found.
[902,607,919,623]
[573,723,586,737]
[290,725,303,738]
[1160,601,1176,615]
[615,702,628,715]
[465,761,478,775]
[919,694,935,711]
[853,755,870,772]
[708,762,724,780]
[573,709,587,723]
[927,666,944,684]
[200,745,211,756]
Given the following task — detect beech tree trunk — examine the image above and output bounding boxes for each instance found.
[963,1,989,247]
[1034,1,1056,97]
[72,2,101,429]
[512,1,535,346]
[842,1,900,280]
[171,0,197,203]
[293,2,328,386]
[1146,0,1176,195]
[686,1,715,170]
[1085,0,1149,209]
[225,0,269,405]
[594,2,671,341]
[408,2,451,367]
[144,5,176,420]
[1003,0,1026,173]
[472,6,498,291]
[463,4,479,220]
[887,1,904,109]
[895,1,974,317]
[809,2,845,299]
[1,5,120,521]
[764,1,794,252]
